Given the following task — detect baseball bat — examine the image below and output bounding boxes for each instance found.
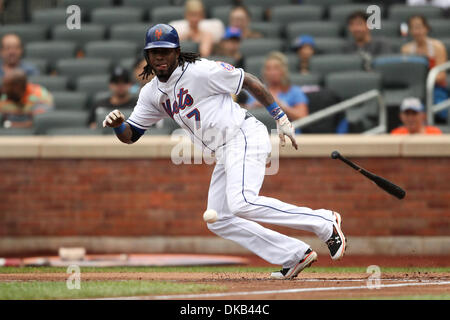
[331,151,406,200]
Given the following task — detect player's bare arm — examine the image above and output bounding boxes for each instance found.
[242,72,298,150]
[102,109,134,144]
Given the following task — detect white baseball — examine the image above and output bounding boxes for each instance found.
[203,209,218,223]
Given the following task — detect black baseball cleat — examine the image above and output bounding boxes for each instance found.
[327,212,347,260]
[270,248,318,280]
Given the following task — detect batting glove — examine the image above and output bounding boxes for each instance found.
[276,114,298,150]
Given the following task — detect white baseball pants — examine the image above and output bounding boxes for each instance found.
[206,116,335,268]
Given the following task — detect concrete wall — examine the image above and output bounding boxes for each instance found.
[1,135,449,255]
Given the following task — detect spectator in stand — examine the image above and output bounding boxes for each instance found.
[293,35,316,74]
[228,5,262,40]
[246,51,309,124]
[130,57,153,95]
[214,27,245,68]
[344,11,392,70]
[170,0,224,57]
[0,34,39,77]
[89,67,137,128]
[401,15,449,122]
[391,97,442,135]
[0,69,53,128]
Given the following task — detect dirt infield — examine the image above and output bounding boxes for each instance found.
[1,271,449,300]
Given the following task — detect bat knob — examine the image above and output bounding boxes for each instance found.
[331,151,340,159]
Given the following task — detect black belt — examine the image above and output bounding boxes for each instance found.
[245,111,254,120]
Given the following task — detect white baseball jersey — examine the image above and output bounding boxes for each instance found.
[126,57,338,270]
[127,58,246,151]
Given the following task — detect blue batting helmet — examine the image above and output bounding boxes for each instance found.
[144,24,180,50]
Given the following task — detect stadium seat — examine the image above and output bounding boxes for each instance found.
[25,42,77,69]
[52,24,106,48]
[356,20,400,38]
[388,4,443,22]
[325,71,382,100]
[286,22,342,43]
[22,58,48,74]
[248,108,276,133]
[56,58,111,85]
[91,7,144,26]
[372,54,429,105]
[243,0,291,8]
[0,127,35,136]
[110,24,149,47]
[62,0,114,20]
[211,5,264,24]
[84,41,138,65]
[310,54,363,75]
[0,24,48,42]
[119,58,137,72]
[290,73,322,87]
[52,91,89,111]
[29,75,69,92]
[151,6,185,24]
[25,41,76,60]
[240,38,284,58]
[32,8,67,26]
[429,19,450,38]
[180,41,199,53]
[46,127,103,135]
[123,0,173,12]
[325,71,383,133]
[92,91,112,106]
[314,37,347,54]
[329,4,375,25]
[384,37,409,53]
[250,22,282,38]
[33,110,89,135]
[271,5,324,24]
[303,0,352,6]
[206,55,236,66]
[301,87,341,134]
[442,38,450,58]
[76,75,110,98]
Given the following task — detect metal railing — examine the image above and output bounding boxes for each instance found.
[291,89,387,135]
[426,61,450,125]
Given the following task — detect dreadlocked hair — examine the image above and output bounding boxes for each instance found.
[139,51,201,80]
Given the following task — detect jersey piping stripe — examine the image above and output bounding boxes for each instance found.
[235,68,243,95]
[126,118,149,130]
[239,128,334,223]
[173,63,214,152]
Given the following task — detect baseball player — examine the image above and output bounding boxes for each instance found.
[103,24,346,279]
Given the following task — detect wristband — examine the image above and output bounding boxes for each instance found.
[265,102,285,120]
[113,122,126,135]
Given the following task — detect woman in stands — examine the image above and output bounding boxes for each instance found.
[401,15,448,121]
[246,51,309,123]
[170,0,223,57]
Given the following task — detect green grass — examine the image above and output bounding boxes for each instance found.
[0,266,449,274]
[0,280,224,300]
[360,294,450,300]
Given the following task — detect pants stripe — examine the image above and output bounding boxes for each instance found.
[239,128,333,224]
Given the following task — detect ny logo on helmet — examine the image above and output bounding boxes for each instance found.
[155,29,163,40]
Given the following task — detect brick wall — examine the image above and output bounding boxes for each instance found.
[1,157,449,238]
